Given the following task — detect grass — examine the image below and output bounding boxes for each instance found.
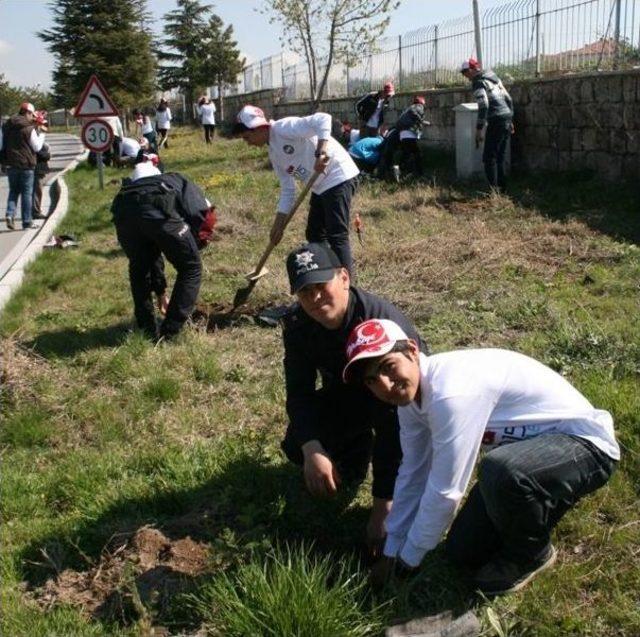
[0,126,639,636]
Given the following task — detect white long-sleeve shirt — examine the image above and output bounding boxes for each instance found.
[155,108,172,129]
[268,113,359,214]
[384,349,620,568]
[198,102,216,125]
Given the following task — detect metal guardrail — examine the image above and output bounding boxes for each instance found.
[230,0,639,100]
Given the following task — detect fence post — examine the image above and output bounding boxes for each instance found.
[434,25,439,85]
[613,0,622,69]
[535,0,541,76]
[281,52,285,88]
[473,0,484,66]
[346,54,350,96]
[398,35,403,91]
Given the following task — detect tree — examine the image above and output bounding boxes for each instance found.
[158,0,211,122]
[39,0,156,111]
[201,15,246,121]
[263,0,400,110]
[0,74,53,121]
[159,0,246,123]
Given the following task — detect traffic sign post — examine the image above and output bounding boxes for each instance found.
[74,75,119,118]
[81,118,114,190]
[75,76,119,189]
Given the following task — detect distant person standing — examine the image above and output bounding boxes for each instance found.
[155,98,172,149]
[355,82,394,138]
[32,111,51,220]
[0,102,45,230]
[460,58,514,193]
[396,96,428,179]
[134,109,157,153]
[197,96,216,143]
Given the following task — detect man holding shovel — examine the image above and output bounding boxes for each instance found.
[280,242,427,556]
[233,105,360,276]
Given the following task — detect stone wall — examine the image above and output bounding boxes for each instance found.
[221,70,640,180]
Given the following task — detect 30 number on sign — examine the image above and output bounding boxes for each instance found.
[81,119,114,152]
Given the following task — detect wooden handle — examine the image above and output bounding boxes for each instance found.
[248,170,323,277]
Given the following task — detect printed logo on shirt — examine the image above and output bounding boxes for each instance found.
[283,144,295,154]
[287,164,309,179]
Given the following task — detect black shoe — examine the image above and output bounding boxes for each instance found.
[22,222,33,230]
[5,217,15,230]
[474,545,557,595]
[32,212,47,220]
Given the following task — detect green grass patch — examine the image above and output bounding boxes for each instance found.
[0,127,638,635]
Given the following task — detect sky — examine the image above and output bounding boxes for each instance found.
[0,0,504,90]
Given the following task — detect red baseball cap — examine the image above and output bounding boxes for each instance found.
[413,96,426,105]
[460,58,481,72]
[343,319,410,383]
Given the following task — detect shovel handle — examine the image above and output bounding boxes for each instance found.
[248,170,323,278]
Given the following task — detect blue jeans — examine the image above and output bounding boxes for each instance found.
[6,167,35,227]
[445,434,617,568]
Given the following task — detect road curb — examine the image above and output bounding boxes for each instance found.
[0,147,87,316]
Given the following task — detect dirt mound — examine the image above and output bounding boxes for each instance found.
[34,527,211,624]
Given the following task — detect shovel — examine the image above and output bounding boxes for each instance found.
[232,170,322,309]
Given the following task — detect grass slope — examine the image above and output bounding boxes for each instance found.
[1,128,638,636]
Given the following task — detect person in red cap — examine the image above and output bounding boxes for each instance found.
[460,57,514,192]
[355,82,395,138]
[343,319,619,596]
[0,102,45,230]
[378,95,430,181]
[233,105,360,276]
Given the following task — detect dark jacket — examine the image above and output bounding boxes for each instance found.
[355,92,392,127]
[111,172,210,234]
[471,70,514,129]
[35,143,51,177]
[1,115,36,169]
[283,287,426,445]
[395,103,426,134]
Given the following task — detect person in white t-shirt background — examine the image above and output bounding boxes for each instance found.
[342,319,620,596]
[197,96,217,143]
[232,104,360,276]
[155,98,172,149]
[133,108,157,153]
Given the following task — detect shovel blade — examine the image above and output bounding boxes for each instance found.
[232,279,257,309]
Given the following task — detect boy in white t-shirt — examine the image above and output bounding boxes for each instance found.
[233,105,360,275]
[342,319,620,595]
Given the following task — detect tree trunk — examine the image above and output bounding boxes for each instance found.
[217,80,225,122]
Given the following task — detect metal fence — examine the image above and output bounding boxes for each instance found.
[233,0,640,100]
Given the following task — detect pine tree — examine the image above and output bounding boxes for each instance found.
[39,0,156,111]
[201,15,245,121]
[158,0,211,122]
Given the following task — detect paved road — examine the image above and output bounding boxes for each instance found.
[0,133,84,277]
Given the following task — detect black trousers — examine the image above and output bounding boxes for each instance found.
[203,124,215,143]
[483,117,511,190]
[400,138,423,176]
[156,127,169,148]
[445,434,616,570]
[377,129,400,179]
[115,215,202,339]
[306,177,358,277]
[280,390,401,500]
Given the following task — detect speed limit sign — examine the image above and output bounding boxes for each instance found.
[81,118,114,152]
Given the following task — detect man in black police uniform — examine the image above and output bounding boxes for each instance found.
[110,155,216,340]
[280,241,427,555]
